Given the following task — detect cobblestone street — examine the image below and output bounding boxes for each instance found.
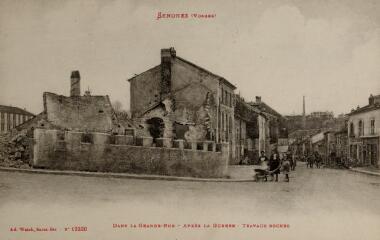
[1,163,380,240]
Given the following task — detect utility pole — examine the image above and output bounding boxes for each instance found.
[302,96,306,129]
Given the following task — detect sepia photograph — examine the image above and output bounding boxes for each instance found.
[0,0,380,239]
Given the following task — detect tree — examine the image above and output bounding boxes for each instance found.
[112,100,123,112]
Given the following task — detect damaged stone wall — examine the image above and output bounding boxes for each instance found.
[129,65,162,118]
[129,50,228,146]
[0,131,33,169]
[44,92,114,132]
[144,57,219,142]
[132,103,174,139]
[171,58,219,142]
[33,128,229,178]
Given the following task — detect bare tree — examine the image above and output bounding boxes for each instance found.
[112,100,123,112]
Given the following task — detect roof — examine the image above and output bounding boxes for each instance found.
[347,104,380,116]
[126,52,237,90]
[289,128,323,139]
[249,101,283,119]
[15,112,44,130]
[127,65,160,82]
[235,96,266,122]
[176,56,236,90]
[0,105,35,116]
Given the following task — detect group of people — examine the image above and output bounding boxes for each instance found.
[256,150,296,182]
[305,151,322,168]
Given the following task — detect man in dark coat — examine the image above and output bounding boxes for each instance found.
[287,151,294,170]
[269,151,281,182]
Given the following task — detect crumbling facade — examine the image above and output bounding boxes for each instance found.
[43,92,115,133]
[1,70,130,169]
[43,71,116,133]
[128,48,237,163]
[24,69,229,178]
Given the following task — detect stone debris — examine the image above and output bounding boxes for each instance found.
[0,132,32,169]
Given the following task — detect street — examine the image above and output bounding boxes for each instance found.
[1,163,380,240]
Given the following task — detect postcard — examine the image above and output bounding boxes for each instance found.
[1,0,380,239]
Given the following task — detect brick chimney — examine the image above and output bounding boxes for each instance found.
[70,70,81,97]
[369,94,374,105]
[256,96,262,103]
[160,48,176,97]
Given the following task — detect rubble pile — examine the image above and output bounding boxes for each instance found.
[0,132,32,169]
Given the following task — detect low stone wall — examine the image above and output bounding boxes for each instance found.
[33,129,229,178]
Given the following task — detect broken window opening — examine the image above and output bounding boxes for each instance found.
[81,133,93,144]
[146,117,164,142]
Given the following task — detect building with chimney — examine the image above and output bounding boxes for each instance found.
[248,96,287,152]
[128,48,237,162]
[234,95,269,164]
[22,69,229,178]
[13,71,119,136]
[0,105,35,133]
[41,71,117,132]
[348,94,380,167]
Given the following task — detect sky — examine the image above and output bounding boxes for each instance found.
[0,0,379,116]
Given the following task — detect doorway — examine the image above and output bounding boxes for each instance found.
[146,118,164,142]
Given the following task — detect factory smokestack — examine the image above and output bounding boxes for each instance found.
[70,70,81,97]
[302,96,306,129]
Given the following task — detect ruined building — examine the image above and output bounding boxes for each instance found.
[11,70,122,148]
[42,71,117,133]
[29,69,229,178]
[128,48,237,161]
[1,68,230,178]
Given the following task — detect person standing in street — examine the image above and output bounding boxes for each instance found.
[292,153,297,171]
[309,154,315,168]
[282,155,291,182]
[287,151,294,171]
[315,152,321,168]
[269,150,281,182]
[259,151,268,163]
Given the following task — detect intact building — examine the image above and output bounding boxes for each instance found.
[235,95,269,164]
[249,96,287,151]
[0,105,34,133]
[347,94,380,167]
